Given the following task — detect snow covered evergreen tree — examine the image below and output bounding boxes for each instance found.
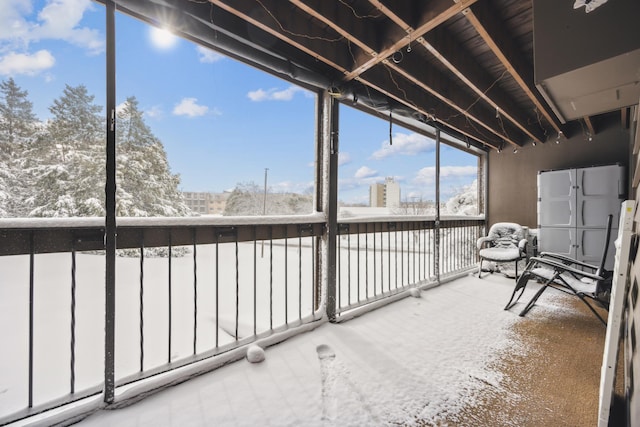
[116,96,189,217]
[0,82,190,218]
[29,84,105,217]
[0,78,38,216]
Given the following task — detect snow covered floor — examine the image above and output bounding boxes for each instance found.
[70,273,555,427]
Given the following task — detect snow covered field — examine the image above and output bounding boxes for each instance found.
[0,241,318,419]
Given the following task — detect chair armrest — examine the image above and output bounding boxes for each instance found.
[477,236,492,250]
[518,238,527,253]
[529,257,603,282]
[538,252,598,271]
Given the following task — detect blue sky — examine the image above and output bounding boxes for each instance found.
[0,0,478,205]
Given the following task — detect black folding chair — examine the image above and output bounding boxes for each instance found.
[504,215,613,325]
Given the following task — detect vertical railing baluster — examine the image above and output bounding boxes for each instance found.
[284,225,288,325]
[70,239,77,395]
[420,224,424,281]
[387,226,391,292]
[412,223,416,285]
[444,226,448,275]
[337,229,341,311]
[139,233,144,372]
[455,224,459,272]
[357,229,361,303]
[394,225,398,290]
[365,227,369,299]
[298,232,302,321]
[435,222,440,283]
[168,231,172,364]
[401,223,404,287]
[312,233,316,313]
[347,231,351,306]
[269,226,273,330]
[451,225,454,273]
[28,231,34,409]
[215,230,219,348]
[379,224,383,294]
[373,223,376,297]
[457,224,460,271]
[193,228,197,356]
[253,226,257,336]
[235,235,239,341]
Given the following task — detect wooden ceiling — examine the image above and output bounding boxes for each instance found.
[111,0,624,152]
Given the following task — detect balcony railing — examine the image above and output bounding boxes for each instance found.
[336,218,483,315]
[0,215,483,425]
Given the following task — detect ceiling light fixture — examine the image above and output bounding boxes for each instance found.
[555,132,562,144]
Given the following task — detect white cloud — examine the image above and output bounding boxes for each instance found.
[413,166,478,185]
[338,152,352,166]
[0,0,104,55]
[173,98,209,117]
[0,50,55,76]
[0,0,33,41]
[371,132,436,160]
[247,86,305,102]
[354,166,378,179]
[196,45,224,63]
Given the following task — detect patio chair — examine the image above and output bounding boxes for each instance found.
[477,222,528,279]
[504,215,613,325]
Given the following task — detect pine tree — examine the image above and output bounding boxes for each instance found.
[29,84,105,217]
[0,78,38,216]
[116,96,189,217]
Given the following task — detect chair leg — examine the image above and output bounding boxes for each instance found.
[478,259,483,279]
[576,294,607,326]
[504,271,531,310]
[519,283,549,317]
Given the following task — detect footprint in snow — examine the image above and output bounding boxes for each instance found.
[316,344,381,425]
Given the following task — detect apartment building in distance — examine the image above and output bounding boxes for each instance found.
[182,191,230,215]
[369,177,400,208]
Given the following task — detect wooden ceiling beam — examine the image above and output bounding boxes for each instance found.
[383,56,525,147]
[210,0,354,75]
[421,28,546,145]
[464,2,563,137]
[584,116,596,136]
[291,0,522,146]
[360,65,505,150]
[343,0,478,81]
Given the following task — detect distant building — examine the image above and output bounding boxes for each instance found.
[370,183,385,207]
[182,192,230,215]
[369,177,400,208]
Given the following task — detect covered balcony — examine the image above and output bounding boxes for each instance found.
[1,1,639,426]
